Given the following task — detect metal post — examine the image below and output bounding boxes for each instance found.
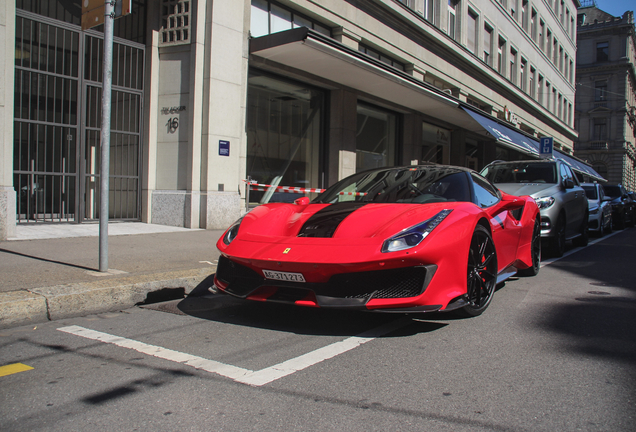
[246,176,251,212]
[99,0,115,272]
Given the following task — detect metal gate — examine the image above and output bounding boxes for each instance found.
[14,10,144,224]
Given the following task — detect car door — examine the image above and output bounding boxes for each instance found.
[560,164,585,237]
[472,174,522,270]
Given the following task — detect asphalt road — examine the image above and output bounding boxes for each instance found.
[1,229,635,431]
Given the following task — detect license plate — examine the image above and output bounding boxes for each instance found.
[262,270,306,283]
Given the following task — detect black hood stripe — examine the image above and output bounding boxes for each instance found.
[298,202,368,238]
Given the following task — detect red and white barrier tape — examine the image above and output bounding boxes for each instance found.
[244,180,367,196]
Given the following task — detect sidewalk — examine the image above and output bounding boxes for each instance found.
[0,222,225,328]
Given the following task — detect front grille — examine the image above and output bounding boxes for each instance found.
[327,267,428,299]
[217,255,430,303]
[216,256,262,297]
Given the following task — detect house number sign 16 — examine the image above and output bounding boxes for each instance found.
[166,117,179,133]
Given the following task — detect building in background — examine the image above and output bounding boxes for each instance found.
[575,3,636,189]
[1,0,596,240]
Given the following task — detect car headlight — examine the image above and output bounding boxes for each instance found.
[590,206,599,215]
[381,209,452,253]
[534,196,555,210]
[222,217,244,245]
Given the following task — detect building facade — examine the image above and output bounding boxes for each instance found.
[1,0,590,240]
[574,5,636,190]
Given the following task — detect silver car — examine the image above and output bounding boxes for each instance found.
[581,183,612,237]
[481,160,588,257]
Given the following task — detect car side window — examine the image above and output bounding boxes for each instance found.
[471,174,500,208]
[559,163,570,182]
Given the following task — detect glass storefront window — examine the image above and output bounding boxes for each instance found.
[246,71,323,205]
[421,122,450,164]
[356,103,396,171]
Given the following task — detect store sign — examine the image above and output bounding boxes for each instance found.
[219,140,230,156]
[503,106,519,127]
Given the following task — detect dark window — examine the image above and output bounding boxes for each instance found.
[467,10,478,54]
[593,118,607,140]
[596,42,609,62]
[595,80,607,101]
[359,45,405,71]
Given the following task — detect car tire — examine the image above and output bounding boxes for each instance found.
[616,212,626,230]
[457,225,498,318]
[573,211,589,247]
[518,216,541,277]
[598,218,605,237]
[628,210,635,228]
[549,214,566,258]
[606,216,613,234]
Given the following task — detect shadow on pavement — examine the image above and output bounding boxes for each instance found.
[534,228,636,369]
[0,248,96,272]
[172,290,447,338]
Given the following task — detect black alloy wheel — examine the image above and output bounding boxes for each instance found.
[598,216,605,237]
[458,225,498,317]
[518,216,541,277]
[606,213,613,234]
[616,211,626,230]
[573,211,589,247]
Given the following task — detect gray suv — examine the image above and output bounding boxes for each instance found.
[481,160,589,257]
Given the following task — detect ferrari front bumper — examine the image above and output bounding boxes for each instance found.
[214,256,439,310]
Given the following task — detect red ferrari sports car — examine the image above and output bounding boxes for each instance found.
[214,165,540,317]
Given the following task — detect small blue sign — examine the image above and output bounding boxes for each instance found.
[540,137,553,159]
[219,140,230,157]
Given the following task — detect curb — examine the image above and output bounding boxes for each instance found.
[0,267,217,329]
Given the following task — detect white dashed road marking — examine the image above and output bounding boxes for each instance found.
[58,317,410,386]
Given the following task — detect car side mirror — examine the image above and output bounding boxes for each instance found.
[602,196,611,202]
[564,178,574,189]
[294,197,310,206]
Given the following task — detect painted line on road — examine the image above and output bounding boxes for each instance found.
[236,318,410,386]
[58,318,410,386]
[0,362,34,377]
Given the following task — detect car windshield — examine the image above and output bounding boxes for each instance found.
[582,185,598,200]
[313,167,471,204]
[482,162,557,184]
[603,186,621,198]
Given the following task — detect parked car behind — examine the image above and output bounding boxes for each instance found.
[481,159,588,257]
[603,184,636,229]
[581,183,612,237]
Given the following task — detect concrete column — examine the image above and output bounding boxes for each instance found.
[184,0,207,228]
[0,1,16,240]
[328,89,358,185]
[199,0,248,229]
[450,130,467,166]
[141,1,161,225]
[402,114,424,165]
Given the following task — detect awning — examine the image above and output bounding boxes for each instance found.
[460,107,605,181]
[250,28,459,119]
[554,151,605,182]
[460,107,540,156]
